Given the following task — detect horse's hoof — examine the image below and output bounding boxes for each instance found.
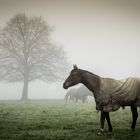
[97,129,104,135]
[96,128,104,132]
[131,128,135,131]
[97,131,102,136]
[130,129,135,134]
[109,128,113,132]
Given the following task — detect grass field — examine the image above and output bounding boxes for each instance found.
[0,100,140,140]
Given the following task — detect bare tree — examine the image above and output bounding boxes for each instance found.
[0,13,69,100]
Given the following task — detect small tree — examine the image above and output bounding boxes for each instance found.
[0,13,68,100]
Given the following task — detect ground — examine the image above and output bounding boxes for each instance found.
[0,100,140,140]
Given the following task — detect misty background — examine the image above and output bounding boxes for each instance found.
[0,0,140,100]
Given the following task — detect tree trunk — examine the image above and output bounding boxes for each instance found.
[21,71,29,100]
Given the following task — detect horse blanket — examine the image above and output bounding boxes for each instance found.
[95,77,140,112]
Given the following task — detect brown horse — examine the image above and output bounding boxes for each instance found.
[63,65,139,134]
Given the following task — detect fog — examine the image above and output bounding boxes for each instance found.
[0,0,140,99]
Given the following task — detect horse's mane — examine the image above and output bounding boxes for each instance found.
[79,69,99,78]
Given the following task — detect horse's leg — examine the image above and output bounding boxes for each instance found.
[65,96,68,105]
[97,112,106,135]
[82,97,86,103]
[100,112,106,130]
[131,106,138,130]
[75,97,78,103]
[105,112,113,132]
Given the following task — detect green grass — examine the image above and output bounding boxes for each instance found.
[0,100,140,140]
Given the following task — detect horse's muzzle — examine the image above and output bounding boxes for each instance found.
[63,83,68,89]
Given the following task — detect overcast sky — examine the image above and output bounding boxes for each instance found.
[0,0,140,99]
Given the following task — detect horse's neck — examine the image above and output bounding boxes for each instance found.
[81,72,100,94]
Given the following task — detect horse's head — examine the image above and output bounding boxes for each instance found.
[63,65,81,89]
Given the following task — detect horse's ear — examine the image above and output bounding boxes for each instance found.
[73,64,78,70]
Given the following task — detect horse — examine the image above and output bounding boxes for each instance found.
[65,88,78,103]
[63,65,140,134]
[77,85,93,102]
[65,85,93,104]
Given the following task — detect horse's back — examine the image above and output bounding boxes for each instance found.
[97,77,140,112]
[111,77,140,107]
